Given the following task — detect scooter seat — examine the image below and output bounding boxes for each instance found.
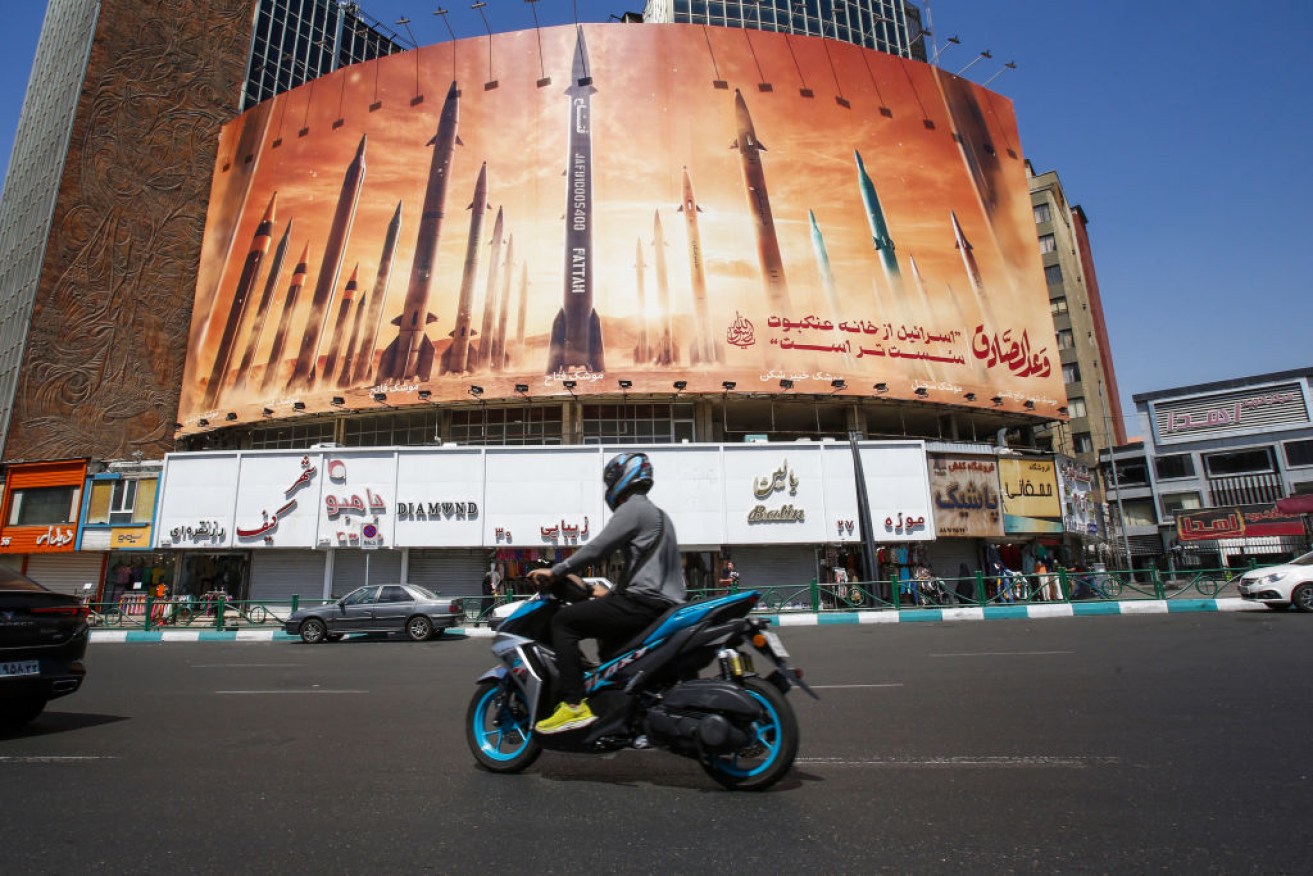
[599,601,684,662]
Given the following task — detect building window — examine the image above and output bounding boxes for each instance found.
[1154,454,1195,480]
[1285,439,1313,468]
[344,411,439,447]
[582,403,695,445]
[1033,203,1051,224]
[1062,363,1082,384]
[1044,264,1063,285]
[7,486,80,526]
[109,479,137,524]
[1073,432,1094,453]
[449,406,562,446]
[1066,398,1087,418]
[249,420,337,450]
[1120,499,1157,527]
[1204,447,1274,477]
[1108,458,1149,486]
[1159,491,1202,519]
[1050,297,1068,315]
[1038,233,1057,254]
[1056,329,1074,350]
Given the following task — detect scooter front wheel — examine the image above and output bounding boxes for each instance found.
[701,677,799,792]
[466,680,542,773]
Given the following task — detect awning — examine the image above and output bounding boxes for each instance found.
[1276,494,1313,515]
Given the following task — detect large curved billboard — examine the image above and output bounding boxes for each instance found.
[179,23,1064,433]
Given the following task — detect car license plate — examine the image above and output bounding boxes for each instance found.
[762,630,789,659]
[0,660,40,678]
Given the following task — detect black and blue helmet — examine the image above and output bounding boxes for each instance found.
[603,452,654,510]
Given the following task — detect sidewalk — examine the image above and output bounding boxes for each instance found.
[88,597,1269,643]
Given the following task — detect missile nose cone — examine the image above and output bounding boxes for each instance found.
[261,192,277,223]
[355,134,367,157]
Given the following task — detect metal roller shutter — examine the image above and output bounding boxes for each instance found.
[249,551,326,602]
[926,539,981,578]
[331,549,404,596]
[24,553,106,596]
[407,549,487,599]
[731,546,818,590]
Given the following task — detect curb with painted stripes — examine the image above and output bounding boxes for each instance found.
[87,597,1270,643]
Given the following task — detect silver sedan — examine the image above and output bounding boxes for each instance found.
[283,584,463,643]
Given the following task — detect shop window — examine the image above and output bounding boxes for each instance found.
[1204,447,1274,477]
[8,486,80,526]
[1159,491,1201,518]
[1285,439,1313,468]
[1154,454,1195,480]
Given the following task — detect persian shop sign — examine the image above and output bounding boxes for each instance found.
[998,457,1063,534]
[929,455,1003,538]
[1176,504,1304,542]
[748,459,806,524]
[178,23,1061,433]
[1155,384,1308,441]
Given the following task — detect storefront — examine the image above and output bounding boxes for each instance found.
[0,460,99,595]
[153,442,937,602]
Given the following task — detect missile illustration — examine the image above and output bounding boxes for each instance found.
[652,210,675,366]
[808,210,844,335]
[514,262,528,359]
[951,210,986,296]
[353,201,402,385]
[546,27,605,375]
[855,149,901,292]
[202,192,276,410]
[632,238,650,363]
[261,242,309,392]
[472,206,504,370]
[288,134,366,390]
[377,81,461,382]
[440,164,489,375]
[321,265,359,383]
[492,233,513,370]
[731,89,790,313]
[231,218,292,394]
[678,166,718,364]
[339,286,369,386]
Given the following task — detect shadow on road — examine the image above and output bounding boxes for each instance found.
[1,710,129,739]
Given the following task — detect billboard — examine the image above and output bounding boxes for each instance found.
[179,23,1063,432]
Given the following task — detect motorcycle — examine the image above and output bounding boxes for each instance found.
[465,573,817,791]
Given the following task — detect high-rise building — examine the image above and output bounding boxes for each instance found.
[642,0,928,60]
[1027,161,1126,468]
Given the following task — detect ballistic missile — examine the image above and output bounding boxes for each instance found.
[202,192,276,409]
[440,164,489,375]
[951,210,986,296]
[376,81,461,382]
[352,201,402,385]
[546,27,605,374]
[322,265,358,382]
[678,167,718,364]
[261,242,309,392]
[472,206,504,370]
[632,238,650,363]
[288,135,366,390]
[808,210,844,334]
[731,89,790,312]
[854,149,901,290]
[652,210,675,366]
[492,233,513,370]
[231,217,292,394]
[514,262,528,358]
[338,286,368,386]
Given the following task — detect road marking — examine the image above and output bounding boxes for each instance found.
[798,755,1121,768]
[0,756,118,763]
[928,650,1075,657]
[192,664,303,669]
[810,683,904,689]
[214,689,369,695]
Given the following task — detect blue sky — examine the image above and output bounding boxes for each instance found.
[2,1,1311,437]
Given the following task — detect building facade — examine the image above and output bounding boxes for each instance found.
[1101,368,1313,571]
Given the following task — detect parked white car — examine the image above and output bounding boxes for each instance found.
[1237,551,1313,612]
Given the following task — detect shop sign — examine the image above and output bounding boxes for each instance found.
[110,527,151,549]
[1056,455,1099,537]
[929,455,1003,538]
[539,517,590,543]
[999,457,1063,534]
[748,459,806,524]
[1176,504,1304,542]
[167,520,227,544]
[321,457,385,549]
[396,501,479,520]
[236,455,319,545]
[1154,383,1309,443]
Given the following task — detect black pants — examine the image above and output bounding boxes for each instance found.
[551,593,667,704]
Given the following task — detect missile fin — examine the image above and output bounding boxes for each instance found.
[546,309,567,374]
[587,309,605,373]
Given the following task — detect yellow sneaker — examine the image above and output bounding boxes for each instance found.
[535,700,597,735]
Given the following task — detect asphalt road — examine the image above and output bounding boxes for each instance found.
[2,612,1310,874]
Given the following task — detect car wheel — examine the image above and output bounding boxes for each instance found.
[1292,584,1313,613]
[299,618,328,644]
[0,697,47,731]
[406,615,434,641]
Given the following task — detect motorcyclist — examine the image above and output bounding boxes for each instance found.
[526,451,685,734]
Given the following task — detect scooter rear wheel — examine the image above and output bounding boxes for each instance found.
[467,680,542,773]
[700,677,799,792]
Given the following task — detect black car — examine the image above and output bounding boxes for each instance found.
[0,566,88,729]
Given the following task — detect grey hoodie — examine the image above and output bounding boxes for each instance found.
[550,493,685,605]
